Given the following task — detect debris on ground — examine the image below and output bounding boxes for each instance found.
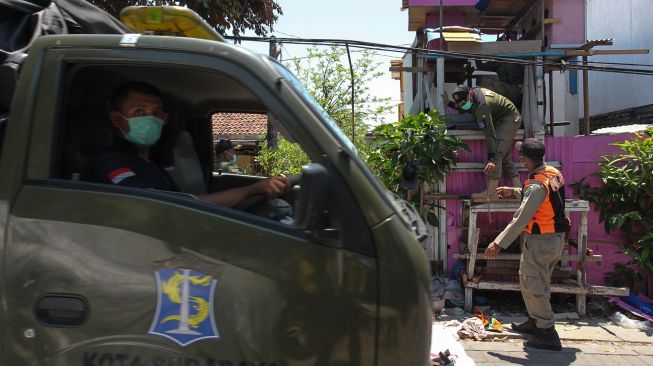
[609,311,653,330]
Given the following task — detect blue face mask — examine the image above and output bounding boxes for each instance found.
[229,154,237,164]
[460,101,473,111]
[121,115,164,148]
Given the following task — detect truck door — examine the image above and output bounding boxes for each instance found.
[0,36,382,366]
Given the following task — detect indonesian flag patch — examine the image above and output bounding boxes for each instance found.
[107,167,136,184]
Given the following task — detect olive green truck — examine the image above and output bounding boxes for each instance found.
[0,4,431,366]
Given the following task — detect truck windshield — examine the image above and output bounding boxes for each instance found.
[267,59,357,154]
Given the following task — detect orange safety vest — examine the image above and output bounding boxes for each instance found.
[523,166,567,234]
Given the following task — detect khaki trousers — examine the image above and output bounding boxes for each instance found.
[519,233,565,329]
[488,112,521,180]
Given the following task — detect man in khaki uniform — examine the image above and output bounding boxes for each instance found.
[484,138,567,351]
[215,139,245,174]
[450,85,522,197]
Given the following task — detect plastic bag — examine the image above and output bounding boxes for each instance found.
[609,311,653,330]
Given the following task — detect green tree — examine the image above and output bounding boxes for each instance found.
[257,138,309,176]
[257,46,393,174]
[285,46,393,147]
[89,0,282,37]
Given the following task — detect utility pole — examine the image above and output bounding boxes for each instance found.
[268,36,281,150]
[346,43,355,142]
[435,0,445,114]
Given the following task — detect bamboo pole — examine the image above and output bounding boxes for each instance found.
[583,56,590,135]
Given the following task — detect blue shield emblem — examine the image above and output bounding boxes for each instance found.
[149,268,219,346]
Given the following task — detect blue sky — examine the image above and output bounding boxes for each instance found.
[240,0,416,124]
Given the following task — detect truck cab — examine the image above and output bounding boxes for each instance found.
[0,7,431,366]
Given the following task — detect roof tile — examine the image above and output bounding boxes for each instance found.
[212,113,268,137]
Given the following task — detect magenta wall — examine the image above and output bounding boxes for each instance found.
[550,0,585,45]
[426,12,466,28]
[408,0,476,6]
[445,134,634,285]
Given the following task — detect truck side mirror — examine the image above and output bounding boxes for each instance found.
[293,163,328,231]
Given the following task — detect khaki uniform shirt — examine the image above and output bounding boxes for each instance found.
[494,164,549,249]
[473,88,520,156]
[217,161,244,174]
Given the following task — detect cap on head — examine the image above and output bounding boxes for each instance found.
[215,139,240,154]
[452,84,470,103]
[518,138,545,160]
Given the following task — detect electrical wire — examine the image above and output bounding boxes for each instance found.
[228,35,653,76]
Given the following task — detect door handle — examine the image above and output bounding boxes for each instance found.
[35,294,88,327]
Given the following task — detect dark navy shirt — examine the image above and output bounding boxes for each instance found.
[81,138,176,191]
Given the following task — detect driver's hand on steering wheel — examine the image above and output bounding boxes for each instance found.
[252,176,288,198]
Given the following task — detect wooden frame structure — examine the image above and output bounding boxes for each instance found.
[458,199,628,315]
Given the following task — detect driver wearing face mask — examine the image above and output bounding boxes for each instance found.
[82,81,287,207]
[215,139,245,174]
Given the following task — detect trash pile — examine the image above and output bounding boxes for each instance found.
[431,276,465,314]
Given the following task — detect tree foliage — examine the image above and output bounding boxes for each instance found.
[573,128,653,284]
[257,138,309,176]
[366,110,468,196]
[285,46,393,147]
[89,0,282,37]
[258,46,393,174]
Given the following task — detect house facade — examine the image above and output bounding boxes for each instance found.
[396,0,649,291]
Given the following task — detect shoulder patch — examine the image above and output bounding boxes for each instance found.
[107,167,135,184]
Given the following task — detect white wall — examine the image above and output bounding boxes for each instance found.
[547,71,580,136]
[585,0,653,116]
[402,52,414,115]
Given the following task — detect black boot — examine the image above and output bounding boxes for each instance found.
[511,317,536,334]
[524,326,562,351]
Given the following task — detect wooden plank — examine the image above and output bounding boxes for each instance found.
[423,193,472,201]
[566,49,650,56]
[453,253,603,262]
[389,66,430,73]
[447,40,542,55]
[464,227,480,312]
[543,18,561,25]
[577,210,589,315]
[454,161,561,171]
[466,281,629,296]
[467,199,589,214]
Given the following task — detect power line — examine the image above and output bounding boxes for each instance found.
[226,35,653,76]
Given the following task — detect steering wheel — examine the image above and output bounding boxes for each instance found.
[234,174,302,212]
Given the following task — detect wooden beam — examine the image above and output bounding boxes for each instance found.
[453,253,603,262]
[583,56,590,135]
[389,66,430,73]
[423,194,471,201]
[543,18,561,25]
[465,281,629,296]
[549,71,554,136]
[567,49,650,57]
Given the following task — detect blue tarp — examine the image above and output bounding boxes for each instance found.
[475,0,492,12]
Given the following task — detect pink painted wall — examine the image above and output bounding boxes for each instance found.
[550,0,585,45]
[445,134,634,285]
[408,0,476,6]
